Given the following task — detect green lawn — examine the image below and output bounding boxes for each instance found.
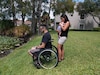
[0,31,100,75]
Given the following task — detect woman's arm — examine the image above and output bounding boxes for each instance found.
[60,22,70,31]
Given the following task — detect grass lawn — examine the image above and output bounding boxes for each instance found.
[0,31,100,75]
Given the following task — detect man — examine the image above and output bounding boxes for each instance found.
[28,24,52,60]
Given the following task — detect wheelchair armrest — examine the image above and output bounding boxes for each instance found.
[49,39,54,43]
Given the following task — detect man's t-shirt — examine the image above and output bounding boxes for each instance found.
[41,32,52,49]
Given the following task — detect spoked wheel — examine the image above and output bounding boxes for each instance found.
[38,49,58,69]
[52,45,58,54]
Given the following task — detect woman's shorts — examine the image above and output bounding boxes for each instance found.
[58,36,67,45]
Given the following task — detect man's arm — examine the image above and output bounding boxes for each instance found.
[36,42,46,49]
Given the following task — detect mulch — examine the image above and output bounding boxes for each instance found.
[0,50,12,58]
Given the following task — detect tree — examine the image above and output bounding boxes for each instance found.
[0,0,12,20]
[54,0,75,15]
[10,0,16,23]
[0,0,17,26]
[41,11,50,25]
[30,0,43,34]
[31,0,48,34]
[76,0,100,27]
[0,0,4,19]
[30,0,36,34]
[16,0,31,25]
[40,0,52,29]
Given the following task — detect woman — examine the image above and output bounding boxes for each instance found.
[57,14,70,62]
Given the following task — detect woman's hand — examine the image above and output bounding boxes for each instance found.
[59,22,64,27]
[61,22,70,31]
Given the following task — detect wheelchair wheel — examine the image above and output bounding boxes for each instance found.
[38,49,58,69]
[52,45,58,54]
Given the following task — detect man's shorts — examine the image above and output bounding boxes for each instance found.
[58,36,67,45]
[30,48,40,54]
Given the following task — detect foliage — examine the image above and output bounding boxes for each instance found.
[0,31,100,75]
[13,25,30,37]
[5,28,14,36]
[93,27,100,31]
[77,0,99,15]
[0,0,16,20]
[0,0,31,21]
[16,0,32,24]
[0,36,20,50]
[76,0,100,26]
[54,0,75,14]
[0,20,14,35]
[41,11,50,25]
[5,25,31,37]
[4,24,31,37]
[0,0,75,34]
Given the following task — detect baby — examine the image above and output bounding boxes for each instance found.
[56,22,64,38]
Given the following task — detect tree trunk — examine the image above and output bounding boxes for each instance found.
[99,17,100,27]
[22,12,25,25]
[11,0,16,26]
[31,0,36,34]
[46,0,52,29]
[90,13,100,27]
[92,15,100,27]
[12,12,17,26]
[37,0,42,35]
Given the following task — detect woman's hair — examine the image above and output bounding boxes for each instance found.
[60,14,69,23]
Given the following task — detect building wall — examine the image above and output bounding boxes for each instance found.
[16,20,32,26]
[55,11,99,30]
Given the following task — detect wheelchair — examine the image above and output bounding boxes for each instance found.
[33,40,58,69]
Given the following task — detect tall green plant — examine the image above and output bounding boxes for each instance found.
[0,20,14,35]
[0,36,20,50]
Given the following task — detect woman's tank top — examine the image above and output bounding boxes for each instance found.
[60,23,69,37]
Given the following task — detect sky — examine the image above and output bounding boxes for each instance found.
[74,0,84,3]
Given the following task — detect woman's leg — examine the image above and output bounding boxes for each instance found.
[57,43,62,61]
[61,45,64,60]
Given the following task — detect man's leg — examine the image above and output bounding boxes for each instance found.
[28,46,37,57]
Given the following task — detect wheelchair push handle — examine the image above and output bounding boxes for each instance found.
[49,39,54,43]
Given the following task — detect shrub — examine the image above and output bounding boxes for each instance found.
[0,20,14,35]
[13,25,30,37]
[93,27,100,31]
[3,25,31,38]
[0,36,20,50]
[5,28,14,36]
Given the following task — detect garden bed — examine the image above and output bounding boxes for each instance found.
[0,36,30,58]
[0,50,12,58]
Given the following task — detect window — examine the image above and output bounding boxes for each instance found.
[80,24,84,30]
